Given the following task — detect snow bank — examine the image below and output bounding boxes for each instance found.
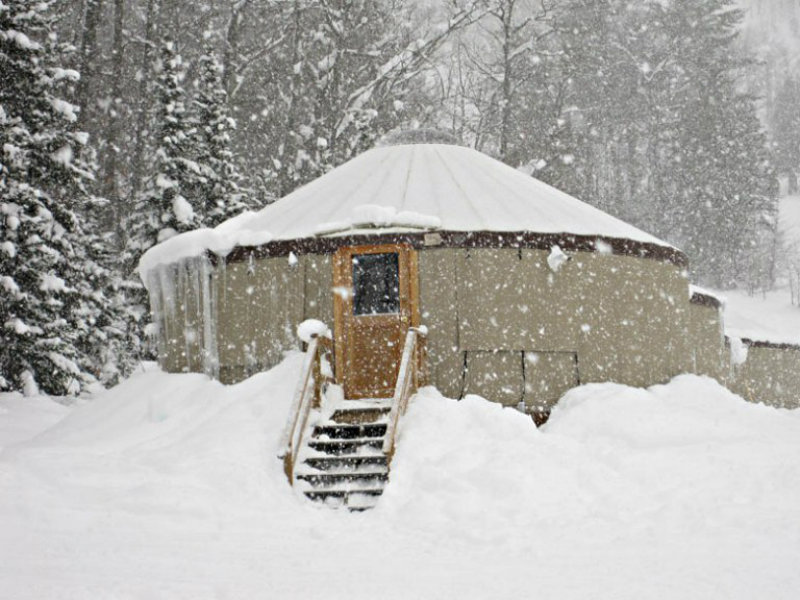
[1,364,799,599]
[0,393,70,450]
[711,287,800,346]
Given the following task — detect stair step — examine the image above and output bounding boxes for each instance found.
[304,489,384,502]
[307,438,384,456]
[303,456,388,471]
[313,423,387,440]
[347,492,382,511]
[298,462,389,476]
[330,407,391,425]
[296,472,389,487]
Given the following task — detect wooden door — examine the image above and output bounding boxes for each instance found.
[333,244,419,399]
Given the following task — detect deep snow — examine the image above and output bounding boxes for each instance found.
[714,286,800,345]
[0,357,799,599]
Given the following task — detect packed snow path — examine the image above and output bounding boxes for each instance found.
[1,358,799,599]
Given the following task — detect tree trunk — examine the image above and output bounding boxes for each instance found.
[498,2,514,163]
[77,0,104,125]
[223,2,248,95]
[129,0,160,204]
[103,0,125,243]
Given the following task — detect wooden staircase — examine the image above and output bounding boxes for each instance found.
[295,403,391,510]
[278,327,426,511]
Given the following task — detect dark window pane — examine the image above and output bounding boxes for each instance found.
[352,253,400,315]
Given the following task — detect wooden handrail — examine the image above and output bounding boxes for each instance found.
[382,326,428,460]
[278,334,332,483]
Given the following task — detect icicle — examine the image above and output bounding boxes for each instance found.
[200,255,219,378]
[157,263,177,323]
[146,268,166,358]
[178,261,193,371]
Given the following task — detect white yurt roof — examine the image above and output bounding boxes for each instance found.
[230,143,667,243]
[139,143,672,279]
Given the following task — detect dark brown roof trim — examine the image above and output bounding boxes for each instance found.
[690,291,722,310]
[215,230,688,268]
[740,338,800,352]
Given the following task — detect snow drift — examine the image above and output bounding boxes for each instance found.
[0,359,799,599]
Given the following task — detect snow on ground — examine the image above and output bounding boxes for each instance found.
[0,393,70,450]
[1,358,799,599]
[712,287,800,345]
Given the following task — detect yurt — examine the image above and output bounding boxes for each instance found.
[138,137,708,421]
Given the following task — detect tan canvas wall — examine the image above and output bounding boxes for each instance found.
[418,249,464,398]
[523,351,579,413]
[730,346,800,409]
[454,248,691,389]
[568,253,692,387]
[152,243,799,413]
[303,254,334,325]
[463,351,524,406]
[215,255,305,383]
[687,303,726,381]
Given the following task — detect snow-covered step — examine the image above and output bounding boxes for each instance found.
[313,423,387,439]
[307,438,384,456]
[328,406,391,425]
[346,492,382,511]
[303,489,384,503]
[295,472,389,488]
[303,456,388,472]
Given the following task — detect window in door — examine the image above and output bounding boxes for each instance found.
[351,252,400,315]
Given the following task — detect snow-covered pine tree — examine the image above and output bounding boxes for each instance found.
[193,48,250,226]
[125,39,204,360]
[131,39,202,255]
[666,0,778,288]
[1,0,125,394]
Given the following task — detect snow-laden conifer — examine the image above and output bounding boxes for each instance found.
[0,0,125,394]
[132,39,202,254]
[192,49,250,226]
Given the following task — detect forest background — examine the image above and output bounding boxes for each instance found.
[2,0,800,394]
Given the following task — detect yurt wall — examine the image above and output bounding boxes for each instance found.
[687,299,727,380]
[150,247,800,412]
[419,248,693,408]
[213,256,304,384]
[730,344,800,409]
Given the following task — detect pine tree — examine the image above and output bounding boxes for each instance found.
[131,39,202,255]
[1,0,124,394]
[193,49,250,227]
[666,0,778,288]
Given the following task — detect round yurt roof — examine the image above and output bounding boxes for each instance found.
[225,143,667,243]
[139,143,680,280]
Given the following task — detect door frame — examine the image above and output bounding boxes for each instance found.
[332,243,420,397]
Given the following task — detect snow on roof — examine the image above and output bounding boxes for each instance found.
[712,287,800,347]
[235,143,670,243]
[138,143,672,279]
